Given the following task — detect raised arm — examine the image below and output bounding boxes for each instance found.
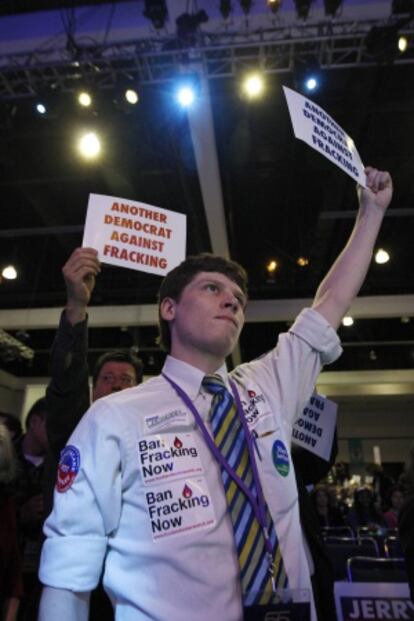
[44,247,101,517]
[312,167,393,330]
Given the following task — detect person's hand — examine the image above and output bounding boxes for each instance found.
[19,494,43,524]
[359,167,393,215]
[63,247,101,325]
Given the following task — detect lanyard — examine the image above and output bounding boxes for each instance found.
[162,372,275,570]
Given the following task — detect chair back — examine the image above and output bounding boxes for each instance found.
[347,556,407,583]
[325,537,379,581]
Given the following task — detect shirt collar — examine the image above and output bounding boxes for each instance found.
[162,355,229,400]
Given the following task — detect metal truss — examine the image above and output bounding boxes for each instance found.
[0,18,413,100]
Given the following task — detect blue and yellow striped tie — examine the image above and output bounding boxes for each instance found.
[203,374,288,605]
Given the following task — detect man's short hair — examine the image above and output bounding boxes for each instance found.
[92,350,144,386]
[158,253,248,353]
[25,397,47,429]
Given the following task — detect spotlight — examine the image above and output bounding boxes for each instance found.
[35,103,47,115]
[398,35,408,52]
[266,259,278,273]
[143,0,168,29]
[267,0,282,14]
[305,76,318,91]
[176,10,208,38]
[342,316,354,327]
[77,132,101,159]
[242,73,265,99]
[1,265,17,280]
[176,85,196,108]
[324,0,342,16]
[294,0,313,19]
[125,88,139,105]
[78,91,92,107]
[220,0,232,18]
[297,256,309,267]
[374,248,390,264]
[294,57,321,93]
[239,0,253,14]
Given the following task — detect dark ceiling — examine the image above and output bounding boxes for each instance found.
[1,1,414,380]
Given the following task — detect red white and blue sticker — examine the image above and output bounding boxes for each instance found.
[56,445,80,493]
[272,440,290,477]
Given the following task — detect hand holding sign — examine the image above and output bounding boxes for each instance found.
[63,247,101,326]
[360,166,393,215]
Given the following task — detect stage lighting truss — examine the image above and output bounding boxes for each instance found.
[0,18,413,101]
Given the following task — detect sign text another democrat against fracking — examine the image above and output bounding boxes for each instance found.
[82,195,186,277]
[292,393,337,461]
[283,86,367,188]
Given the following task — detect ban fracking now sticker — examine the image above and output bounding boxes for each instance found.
[138,432,204,485]
[272,440,290,477]
[145,477,216,541]
[56,445,80,493]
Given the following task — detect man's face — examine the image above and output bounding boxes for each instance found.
[160,271,246,367]
[93,361,137,401]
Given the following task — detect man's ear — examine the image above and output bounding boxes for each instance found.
[160,297,176,321]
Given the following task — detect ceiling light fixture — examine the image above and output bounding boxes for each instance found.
[374,248,390,264]
[2,265,17,280]
[78,91,92,108]
[239,0,253,15]
[323,0,342,16]
[243,73,265,99]
[143,0,168,29]
[220,1,233,18]
[267,0,282,14]
[294,0,313,19]
[176,10,208,38]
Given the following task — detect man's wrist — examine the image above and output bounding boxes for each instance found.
[65,303,87,326]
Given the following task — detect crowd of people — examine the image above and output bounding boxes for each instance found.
[1,167,412,621]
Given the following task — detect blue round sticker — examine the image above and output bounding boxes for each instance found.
[57,445,80,493]
[272,440,290,477]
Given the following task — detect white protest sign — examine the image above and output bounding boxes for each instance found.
[334,581,413,621]
[292,393,337,461]
[82,194,186,277]
[283,85,367,188]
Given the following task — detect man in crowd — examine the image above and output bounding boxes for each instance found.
[39,167,392,621]
[44,247,143,516]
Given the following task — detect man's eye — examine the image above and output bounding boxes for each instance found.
[206,283,218,292]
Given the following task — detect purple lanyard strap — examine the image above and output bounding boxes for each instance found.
[162,373,272,551]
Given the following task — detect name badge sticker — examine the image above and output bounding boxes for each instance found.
[145,477,216,541]
[138,432,204,485]
[144,409,189,432]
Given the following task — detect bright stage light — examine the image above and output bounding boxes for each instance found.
[243,74,265,99]
[176,86,195,108]
[125,88,139,105]
[78,132,101,159]
[2,265,17,280]
[305,76,318,91]
[78,91,92,108]
[36,103,47,115]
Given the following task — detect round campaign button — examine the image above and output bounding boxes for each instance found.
[272,440,290,477]
[56,445,80,493]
